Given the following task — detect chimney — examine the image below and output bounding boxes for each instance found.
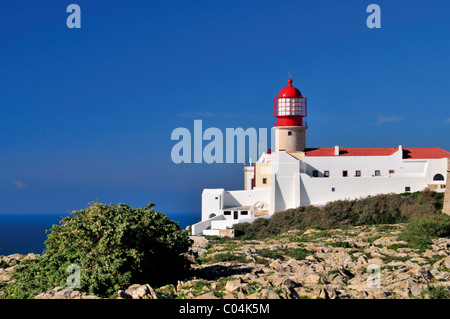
[334,145,340,156]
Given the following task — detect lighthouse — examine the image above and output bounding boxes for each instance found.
[273,78,307,153]
[192,78,450,236]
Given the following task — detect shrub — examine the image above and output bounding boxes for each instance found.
[398,214,450,250]
[256,248,285,260]
[2,203,194,299]
[284,248,311,260]
[210,252,249,263]
[233,191,444,240]
[426,285,450,299]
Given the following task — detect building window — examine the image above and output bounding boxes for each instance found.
[324,171,329,178]
[375,170,381,176]
[241,211,248,216]
[224,211,231,216]
[215,197,219,200]
[312,170,319,177]
[433,174,445,181]
[288,131,293,136]
[389,170,395,174]
[355,170,361,177]
[332,187,335,192]
[405,187,411,192]
[262,178,267,184]
[342,171,348,177]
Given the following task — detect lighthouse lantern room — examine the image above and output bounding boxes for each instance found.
[274,78,307,127]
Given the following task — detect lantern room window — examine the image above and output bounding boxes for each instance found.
[274,97,307,117]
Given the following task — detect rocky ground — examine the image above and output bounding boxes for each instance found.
[2,223,450,299]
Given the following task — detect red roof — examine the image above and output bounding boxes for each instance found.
[403,148,450,159]
[304,147,450,159]
[277,78,303,98]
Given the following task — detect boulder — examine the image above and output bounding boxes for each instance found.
[195,291,218,299]
[240,283,253,295]
[225,280,242,293]
[302,274,321,285]
[260,289,280,299]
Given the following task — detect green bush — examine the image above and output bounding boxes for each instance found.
[426,285,450,299]
[398,214,450,250]
[284,248,311,260]
[2,203,194,299]
[210,252,249,263]
[233,191,444,240]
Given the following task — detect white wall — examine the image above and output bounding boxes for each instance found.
[271,151,300,212]
[299,174,430,206]
[303,153,448,180]
[223,187,271,209]
[303,149,408,178]
[201,189,225,221]
[422,157,448,184]
[192,214,225,235]
[211,216,270,230]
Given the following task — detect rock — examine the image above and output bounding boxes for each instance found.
[318,288,329,299]
[357,255,369,265]
[409,267,434,282]
[267,274,286,286]
[123,284,164,299]
[260,289,280,299]
[303,229,320,235]
[34,287,101,299]
[195,291,218,299]
[370,251,385,259]
[255,276,271,287]
[302,274,321,285]
[125,284,148,299]
[444,258,450,269]
[237,291,246,299]
[281,278,298,290]
[409,283,424,297]
[117,290,131,299]
[23,253,38,261]
[247,293,262,299]
[372,237,395,246]
[225,280,242,293]
[338,268,355,279]
[240,283,252,295]
[189,236,209,248]
[332,274,347,285]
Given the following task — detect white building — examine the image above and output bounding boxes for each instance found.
[191,79,450,236]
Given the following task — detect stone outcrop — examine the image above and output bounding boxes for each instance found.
[35,287,101,299]
[139,224,450,299]
[2,223,450,299]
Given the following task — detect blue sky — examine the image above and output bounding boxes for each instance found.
[0,1,449,220]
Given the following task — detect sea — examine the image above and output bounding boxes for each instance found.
[0,212,200,256]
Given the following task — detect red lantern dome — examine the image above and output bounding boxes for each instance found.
[277,78,303,98]
[274,78,307,127]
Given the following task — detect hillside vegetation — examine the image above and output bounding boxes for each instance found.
[233,190,445,240]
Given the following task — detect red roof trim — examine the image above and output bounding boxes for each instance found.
[304,147,450,159]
